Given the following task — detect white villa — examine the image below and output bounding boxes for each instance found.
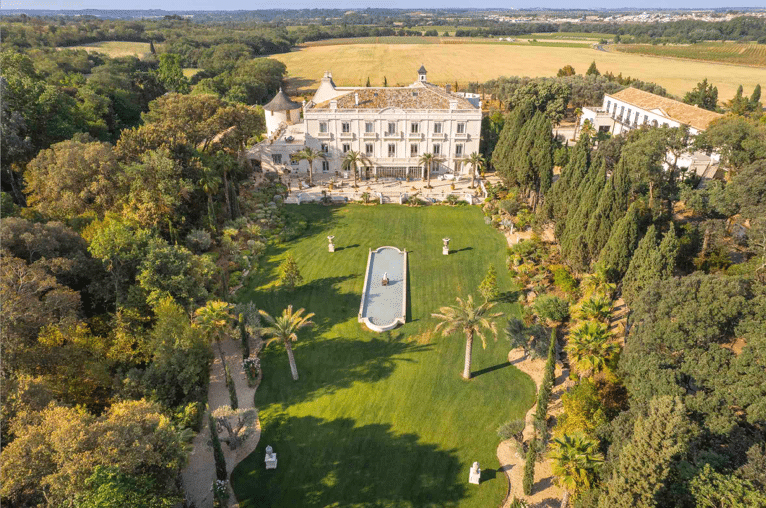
[580,88,724,180]
[250,66,482,181]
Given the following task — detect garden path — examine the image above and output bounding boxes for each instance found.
[181,337,261,508]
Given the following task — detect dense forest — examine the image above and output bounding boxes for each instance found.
[478,79,766,506]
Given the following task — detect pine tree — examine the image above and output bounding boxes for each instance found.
[730,85,749,116]
[586,61,600,76]
[478,265,500,302]
[598,397,692,508]
[278,253,303,291]
[683,79,718,111]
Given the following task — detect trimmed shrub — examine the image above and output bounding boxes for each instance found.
[186,229,212,253]
[209,413,227,481]
[532,294,570,324]
[497,419,526,441]
[522,439,537,495]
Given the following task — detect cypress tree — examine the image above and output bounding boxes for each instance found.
[622,225,658,306]
[533,115,554,199]
[560,161,606,271]
[492,104,532,186]
[598,201,645,281]
[149,40,156,54]
[523,438,537,495]
[549,136,591,234]
[656,223,679,279]
[365,77,371,87]
[209,413,228,481]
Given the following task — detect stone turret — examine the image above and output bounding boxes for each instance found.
[263,88,301,136]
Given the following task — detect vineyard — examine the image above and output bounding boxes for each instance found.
[613,43,766,67]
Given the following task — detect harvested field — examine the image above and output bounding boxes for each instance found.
[272,42,766,100]
[614,42,766,68]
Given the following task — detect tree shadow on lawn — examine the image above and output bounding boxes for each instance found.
[257,333,432,410]
[231,415,466,508]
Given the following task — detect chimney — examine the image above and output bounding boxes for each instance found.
[355,93,359,106]
[445,84,451,93]
[449,100,458,110]
[330,99,337,110]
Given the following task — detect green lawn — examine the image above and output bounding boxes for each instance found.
[231,204,536,507]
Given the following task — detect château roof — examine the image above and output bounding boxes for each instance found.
[312,83,476,111]
[609,87,723,131]
[418,64,427,74]
[263,88,301,112]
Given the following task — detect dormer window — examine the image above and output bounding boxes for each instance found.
[412,92,418,97]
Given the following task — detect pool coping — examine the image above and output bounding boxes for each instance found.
[358,246,407,332]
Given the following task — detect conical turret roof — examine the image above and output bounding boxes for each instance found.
[263,88,301,112]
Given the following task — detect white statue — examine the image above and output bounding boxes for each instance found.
[327,235,335,253]
[442,237,451,256]
[469,461,481,485]
[382,272,389,286]
[265,445,278,470]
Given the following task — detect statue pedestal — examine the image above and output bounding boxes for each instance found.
[382,278,389,286]
[265,446,278,470]
[328,244,335,252]
[443,246,449,256]
[469,462,481,485]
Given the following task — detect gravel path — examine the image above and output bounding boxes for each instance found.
[497,348,572,508]
[182,337,261,508]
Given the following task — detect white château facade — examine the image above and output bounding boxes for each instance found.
[580,87,724,181]
[250,66,482,180]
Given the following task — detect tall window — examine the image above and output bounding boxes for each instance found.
[410,144,419,157]
[365,143,374,156]
[643,114,649,125]
[321,160,329,172]
[271,154,282,164]
[433,144,441,155]
[319,122,328,133]
[626,108,632,122]
[634,111,640,125]
[605,99,611,111]
[365,122,374,133]
[321,143,329,153]
[388,143,396,157]
[341,122,350,133]
[455,144,463,157]
[456,122,466,134]
[434,122,443,134]
[387,122,396,134]
[411,122,419,134]
[342,143,350,153]
[619,106,625,119]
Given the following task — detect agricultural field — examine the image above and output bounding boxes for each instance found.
[613,42,766,68]
[272,42,766,100]
[231,204,535,508]
[60,40,158,58]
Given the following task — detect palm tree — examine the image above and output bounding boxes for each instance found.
[572,107,583,140]
[341,150,370,188]
[291,147,325,187]
[418,152,444,189]
[580,119,596,139]
[549,433,603,508]
[211,151,236,220]
[194,300,234,363]
[565,322,619,378]
[579,295,613,323]
[259,305,315,381]
[198,168,221,230]
[432,295,502,380]
[466,152,485,189]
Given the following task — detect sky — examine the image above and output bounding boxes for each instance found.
[4,0,765,10]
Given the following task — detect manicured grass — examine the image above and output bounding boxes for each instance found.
[231,204,536,508]
[272,42,766,99]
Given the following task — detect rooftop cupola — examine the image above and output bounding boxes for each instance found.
[417,65,427,83]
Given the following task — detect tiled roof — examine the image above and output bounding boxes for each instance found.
[312,84,476,111]
[610,88,723,131]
